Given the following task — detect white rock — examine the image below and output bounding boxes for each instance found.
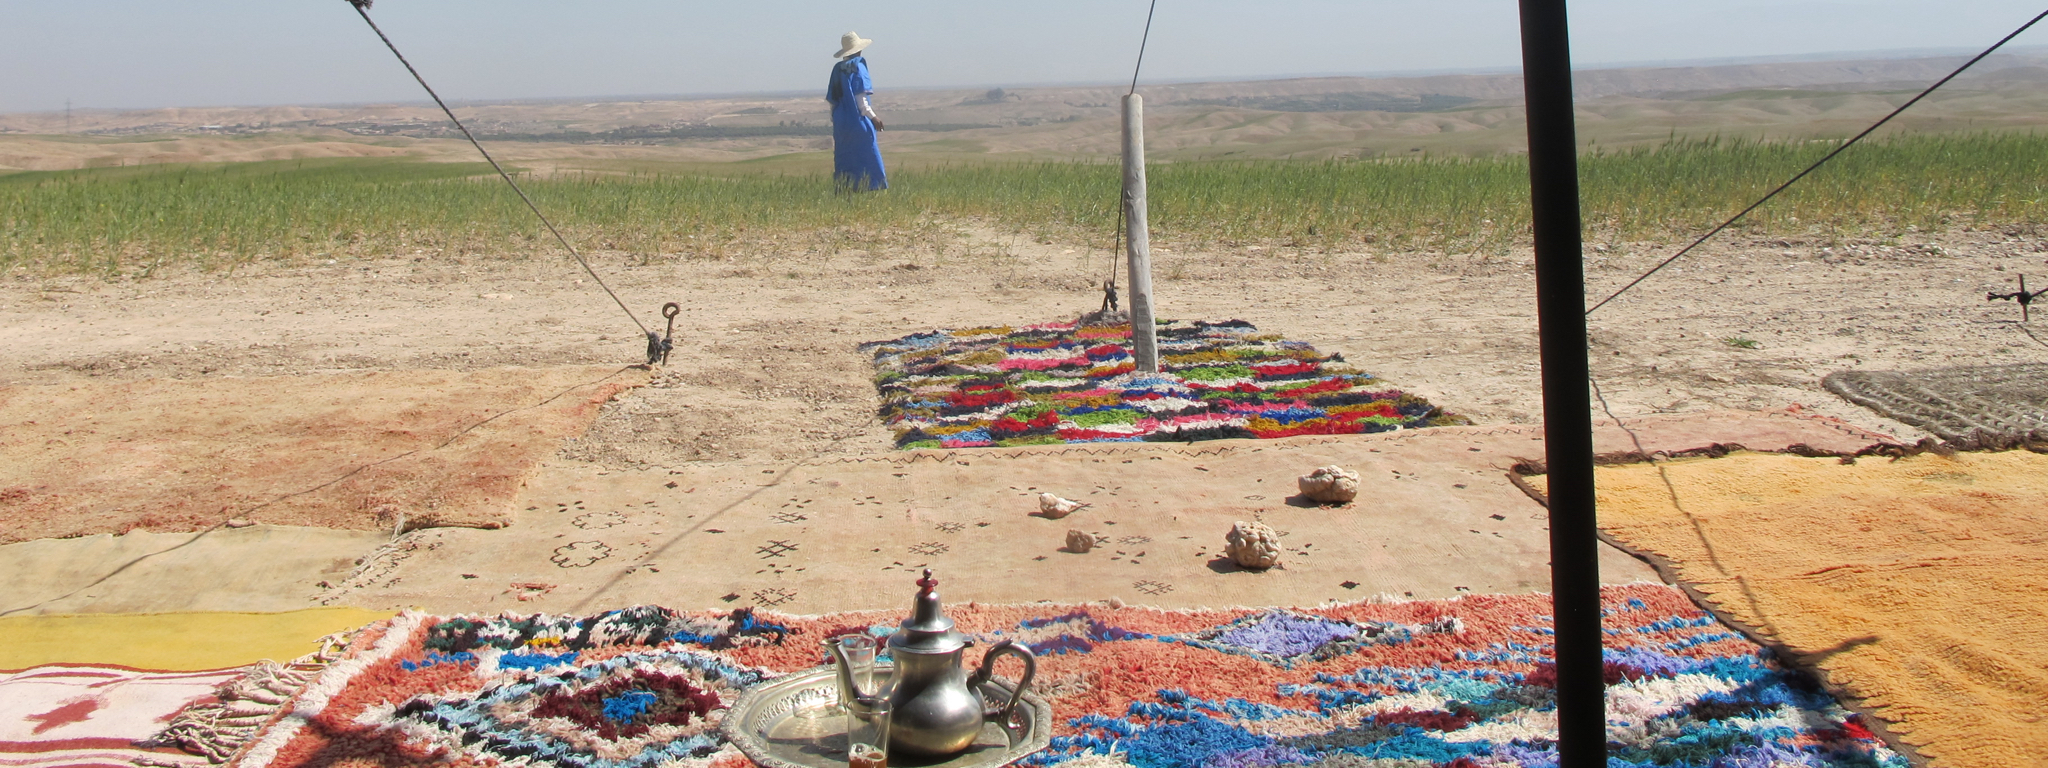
[1297,465,1360,503]
[1038,492,1088,519]
[1225,520,1282,570]
[1065,529,1096,553]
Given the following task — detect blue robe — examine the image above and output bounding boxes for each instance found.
[826,55,887,190]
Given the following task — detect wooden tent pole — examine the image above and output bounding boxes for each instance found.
[1122,93,1158,372]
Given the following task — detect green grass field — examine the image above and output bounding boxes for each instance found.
[4,132,2045,274]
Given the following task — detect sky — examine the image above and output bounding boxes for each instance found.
[5,1,2046,114]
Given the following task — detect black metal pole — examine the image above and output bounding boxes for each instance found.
[1516,0,1604,765]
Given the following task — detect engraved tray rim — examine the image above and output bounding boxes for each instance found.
[720,664,1052,768]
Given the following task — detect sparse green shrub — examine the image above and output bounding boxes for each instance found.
[4,131,2045,274]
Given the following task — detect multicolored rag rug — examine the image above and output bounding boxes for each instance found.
[861,319,1468,449]
[203,585,1902,768]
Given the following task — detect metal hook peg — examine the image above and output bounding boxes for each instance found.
[645,303,681,365]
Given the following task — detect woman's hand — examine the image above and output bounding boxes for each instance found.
[872,118,885,131]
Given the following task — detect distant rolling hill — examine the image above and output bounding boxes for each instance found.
[4,50,2047,170]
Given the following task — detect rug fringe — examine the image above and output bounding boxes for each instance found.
[145,630,356,764]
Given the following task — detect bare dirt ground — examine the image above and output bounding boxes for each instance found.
[5,225,2044,467]
[1,224,2041,625]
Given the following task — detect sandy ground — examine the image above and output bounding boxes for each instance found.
[0,225,2042,618]
[4,226,2042,455]
[0,410,1884,617]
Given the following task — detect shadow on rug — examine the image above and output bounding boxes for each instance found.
[1560,450,2048,768]
[173,585,1900,768]
[862,319,1468,449]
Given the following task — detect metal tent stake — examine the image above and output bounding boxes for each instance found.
[1518,0,1605,764]
[1122,93,1159,373]
[1988,273,2045,322]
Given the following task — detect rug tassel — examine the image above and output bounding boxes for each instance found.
[146,630,356,763]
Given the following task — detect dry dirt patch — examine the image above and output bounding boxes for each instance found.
[0,365,643,543]
[5,228,2044,471]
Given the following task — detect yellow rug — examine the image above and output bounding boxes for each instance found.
[1572,450,2048,768]
[0,607,392,671]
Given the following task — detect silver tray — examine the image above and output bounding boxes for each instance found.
[721,665,1052,768]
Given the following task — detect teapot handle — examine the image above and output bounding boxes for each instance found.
[968,639,1037,727]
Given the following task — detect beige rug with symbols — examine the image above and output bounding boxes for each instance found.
[307,409,1885,616]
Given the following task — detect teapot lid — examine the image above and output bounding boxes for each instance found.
[892,569,964,654]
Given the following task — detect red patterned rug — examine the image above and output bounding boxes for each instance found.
[1,665,249,768]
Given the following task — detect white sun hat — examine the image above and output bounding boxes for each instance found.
[835,31,873,59]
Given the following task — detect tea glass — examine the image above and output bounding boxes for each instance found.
[846,696,892,768]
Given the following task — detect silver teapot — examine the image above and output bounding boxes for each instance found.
[831,569,1037,759]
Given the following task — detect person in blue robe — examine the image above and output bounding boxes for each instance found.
[827,31,887,191]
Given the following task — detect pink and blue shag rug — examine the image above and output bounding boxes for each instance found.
[187,584,1901,768]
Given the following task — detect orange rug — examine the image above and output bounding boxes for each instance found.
[0,366,643,542]
[1572,449,2048,768]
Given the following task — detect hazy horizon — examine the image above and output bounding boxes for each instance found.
[7,1,2046,114]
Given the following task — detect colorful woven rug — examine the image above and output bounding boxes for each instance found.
[862,320,1469,449]
[203,584,1900,768]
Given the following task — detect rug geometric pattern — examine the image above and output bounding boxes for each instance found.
[199,585,1902,768]
[862,319,1469,449]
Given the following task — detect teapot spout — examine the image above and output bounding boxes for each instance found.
[829,639,875,702]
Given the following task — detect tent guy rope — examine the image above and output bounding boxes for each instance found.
[1100,0,1165,316]
[343,0,674,365]
[1586,7,2048,316]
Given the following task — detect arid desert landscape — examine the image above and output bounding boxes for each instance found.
[4,48,2047,768]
